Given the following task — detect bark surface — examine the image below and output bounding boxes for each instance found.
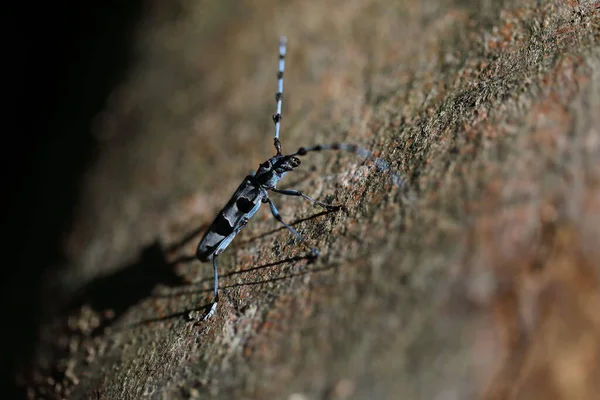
[27,1,600,399]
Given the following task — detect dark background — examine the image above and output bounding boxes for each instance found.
[3,2,143,396]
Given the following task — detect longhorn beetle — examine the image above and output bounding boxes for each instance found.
[197,36,404,319]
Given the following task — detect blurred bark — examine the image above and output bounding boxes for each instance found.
[27,1,600,399]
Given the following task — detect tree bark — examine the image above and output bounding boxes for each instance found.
[27,1,600,399]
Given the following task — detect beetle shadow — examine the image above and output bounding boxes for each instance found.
[65,224,208,336]
[152,253,316,299]
[68,207,341,336]
[129,207,343,326]
[237,207,345,245]
[129,258,337,328]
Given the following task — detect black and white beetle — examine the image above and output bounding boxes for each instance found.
[197,36,404,319]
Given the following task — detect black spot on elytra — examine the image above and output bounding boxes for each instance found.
[236,197,254,214]
[214,213,234,236]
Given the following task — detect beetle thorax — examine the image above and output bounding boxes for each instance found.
[254,154,301,187]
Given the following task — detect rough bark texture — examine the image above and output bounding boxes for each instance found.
[25,0,599,399]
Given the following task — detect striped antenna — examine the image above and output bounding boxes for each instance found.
[273,36,287,154]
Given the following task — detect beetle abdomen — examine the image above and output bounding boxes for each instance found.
[196,177,264,261]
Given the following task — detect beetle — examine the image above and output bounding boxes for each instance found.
[197,36,404,319]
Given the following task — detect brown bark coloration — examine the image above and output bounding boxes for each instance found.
[25,1,600,399]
